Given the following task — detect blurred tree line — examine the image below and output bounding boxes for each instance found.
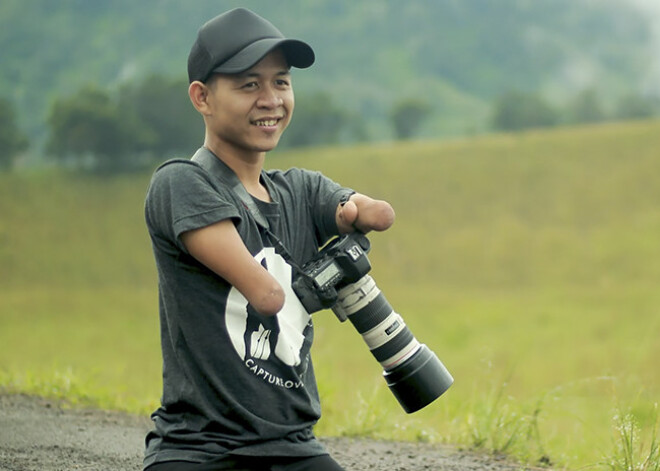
[491,88,659,132]
[45,76,200,173]
[0,73,444,173]
[0,77,658,173]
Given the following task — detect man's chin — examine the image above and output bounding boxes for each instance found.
[254,136,283,153]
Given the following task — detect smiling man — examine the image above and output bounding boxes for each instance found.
[143,8,394,471]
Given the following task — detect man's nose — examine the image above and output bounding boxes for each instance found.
[256,86,283,108]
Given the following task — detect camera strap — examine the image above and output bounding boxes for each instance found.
[192,147,271,231]
[190,147,305,273]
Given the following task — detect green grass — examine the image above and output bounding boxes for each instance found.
[601,409,660,471]
[1,120,660,469]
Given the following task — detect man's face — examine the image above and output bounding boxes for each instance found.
[204,49,294,156]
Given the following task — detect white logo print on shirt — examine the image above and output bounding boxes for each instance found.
[225,247,311,367]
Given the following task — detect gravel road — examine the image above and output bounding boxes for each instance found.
[0,394,522,471]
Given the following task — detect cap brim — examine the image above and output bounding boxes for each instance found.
[212,38,315,74]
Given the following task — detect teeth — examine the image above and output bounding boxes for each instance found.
[255,119,278,126]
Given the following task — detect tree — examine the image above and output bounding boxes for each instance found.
[279,92,351,148]
[390,99,431,140]
[0,98,29,170]
[118,75,201,159]
[46,85,149,172]
[491,91,559,132]
[614,93,657,121]
[566,88,606,124]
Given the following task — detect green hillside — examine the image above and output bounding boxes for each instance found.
[1,120,659,468]
[1,0,656,145]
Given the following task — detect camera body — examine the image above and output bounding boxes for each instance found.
[292,232,372,314]
[292,232,454,413]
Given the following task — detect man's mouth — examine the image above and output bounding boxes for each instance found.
[252,118,280,127]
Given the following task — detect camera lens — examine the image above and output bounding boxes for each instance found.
[334,276,453,413]
[336,278,419,369]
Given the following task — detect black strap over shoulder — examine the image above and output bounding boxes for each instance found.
[191,147,271,231]
[190,147,304,273]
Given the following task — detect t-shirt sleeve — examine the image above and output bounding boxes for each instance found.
[145,160,242,253]
[282,168,354,243]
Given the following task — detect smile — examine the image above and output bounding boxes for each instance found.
[253,118,280,127]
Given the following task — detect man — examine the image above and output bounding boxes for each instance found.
[143,8,394,471]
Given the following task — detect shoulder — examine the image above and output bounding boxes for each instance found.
[148,159,214,194]
[145,159,233,217]
[152,158,206,182]
[265,167,329,187]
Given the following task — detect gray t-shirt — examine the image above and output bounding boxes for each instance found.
[143,153,352,468]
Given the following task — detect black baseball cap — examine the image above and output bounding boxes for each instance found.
[187,8,315,83]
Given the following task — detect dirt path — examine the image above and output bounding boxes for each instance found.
[0,394,520,471]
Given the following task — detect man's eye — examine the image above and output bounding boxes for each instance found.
[242,82,258,89]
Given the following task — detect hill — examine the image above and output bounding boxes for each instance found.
[1,0,658,147]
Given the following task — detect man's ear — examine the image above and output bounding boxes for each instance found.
[189,81,212,115]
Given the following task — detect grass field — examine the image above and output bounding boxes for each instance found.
[1,119,659,469]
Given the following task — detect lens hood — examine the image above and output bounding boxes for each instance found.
[383,344,453,413]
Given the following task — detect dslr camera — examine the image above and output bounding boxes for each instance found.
[292,232,453,413]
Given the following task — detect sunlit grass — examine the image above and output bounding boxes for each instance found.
[0,286,161,414]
